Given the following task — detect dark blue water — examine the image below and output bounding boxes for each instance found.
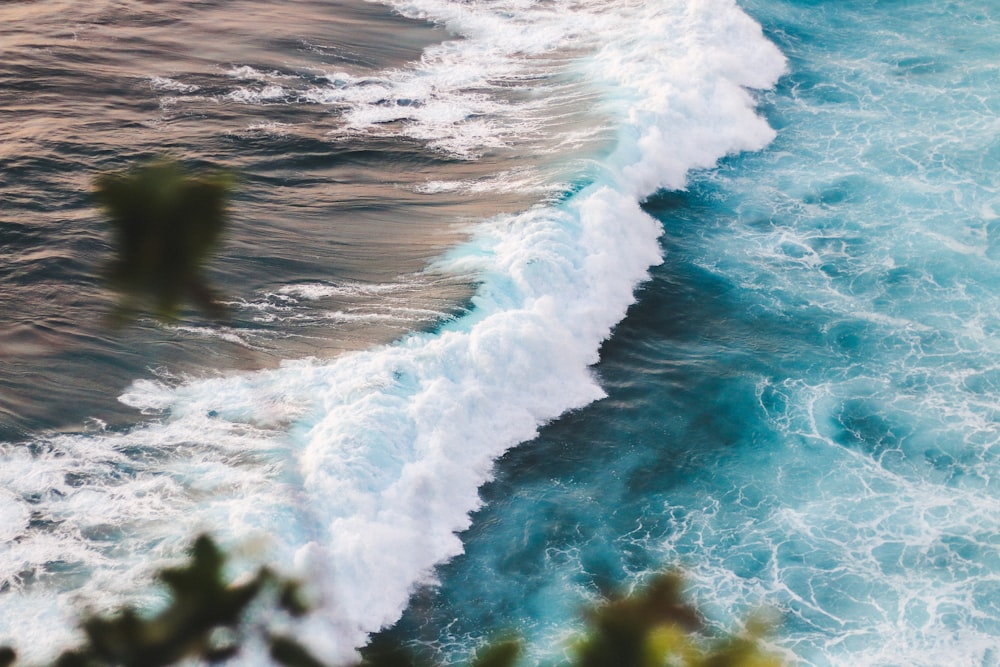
[2,0,997,665]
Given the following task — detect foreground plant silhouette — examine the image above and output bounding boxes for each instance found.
[0,537,784,667]
[94,159,234,323]
[0,536,313,667]
[573,573,782,667]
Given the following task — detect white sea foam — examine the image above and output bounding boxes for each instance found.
[227,85,289,104]
[222,280,457,331]
[148,76,200,93]
[163,325,271,350]
[0,0,784,660]
[277,281,415,300]
[415,169,557,195]
[239,121,295,136]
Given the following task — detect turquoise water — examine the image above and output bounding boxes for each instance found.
[2,0,998,665]
[393,2,1000,665]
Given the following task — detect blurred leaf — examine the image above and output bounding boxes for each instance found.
[469,640,520,667]
[359,634,430,667]
[269,636,329,667]
[29,535,304,667]
[51,652,89,667]
[576,572,701,667]
[574,572,782,667]
[94,158,234,323]
[645,625,699,666]
[279,580,312,618]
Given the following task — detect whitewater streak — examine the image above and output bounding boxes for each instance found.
[0,0,784,660]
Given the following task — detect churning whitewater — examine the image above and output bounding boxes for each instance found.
[0,0,784,661]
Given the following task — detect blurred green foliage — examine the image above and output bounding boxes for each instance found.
[94,159,233,323]
[0,536,314,667]
[0,537,784,667]
[573,573,782,667]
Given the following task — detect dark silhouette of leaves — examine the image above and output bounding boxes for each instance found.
[269,636,329,667]
[469,640,520,667]
[3,535,304,667]
[0,546,783,667]
[576,572,781,667]
[94,159,234,323]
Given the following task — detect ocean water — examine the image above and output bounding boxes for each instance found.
[1,0,997,665]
